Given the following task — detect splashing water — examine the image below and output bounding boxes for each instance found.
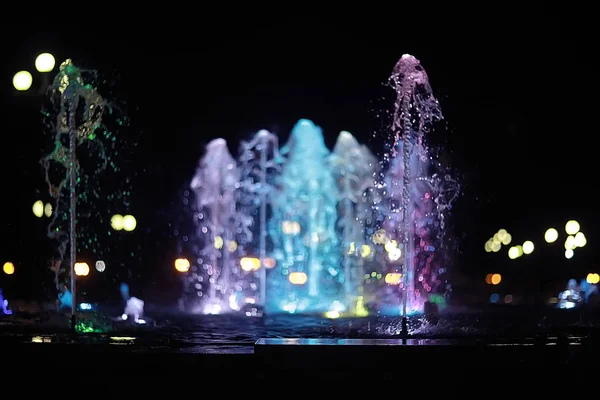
[238,130,283,306]
[329,131,378,315]
[381,54,460,315]
[40,59,135,304]
[267,119,342,314]
[186,139,254,314]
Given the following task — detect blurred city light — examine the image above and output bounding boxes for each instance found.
[174,258,190,273]
[240,257,260,272]
[508,245,523,259]
[123,215,136,231]
[111,214,136,231]
[95,260,106,272]
[565,220,580,235]
[485,229,511,253]
[74,262,90,277]
[3,262,15,275]
[289,271,307,285]
[44,203,52,217]
[13,71,32,91]
[522,240,534,255]
[586,273,599,285]
[111,214,124,230]
[486,273,502,285]
[544,228,558,243]
[565,248,574,259]
[32,200,44,218]
[35,53,56,72]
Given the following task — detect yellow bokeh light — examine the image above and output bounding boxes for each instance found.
[174,258,190,272]
[44,203,52,217]
[111,214,124,230]
[74,262,89,277]
[565,248,574,259]
[214,236,223,249]
[586,273,599,285]
[522,241,534,255]
[123,215,136,231]
[35,53,56,72]
[574,232,587,248]
[565,235,576,250]
[289,272,307,285]
[226,240,238,252]
[32,200,44,218]
[484,240,492,252]
[508,246,521,259]
[544,228,558,243]
[501,233,512,246]
[13,70,32,91]
[491,273,501,285]
[491,240,501,252]
[360,244,371,258]
[384,240,398,253]
[385,272,402,285]
[3,262,15,275]
[497,229,508,241]
[240,257,261,272]
[565,220,580,235]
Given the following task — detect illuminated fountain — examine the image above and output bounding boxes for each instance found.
[238,130,283,306]
[267,119,342,314]
[381,54,459,324]
[188,139,254,314]
[329,131,377,315]
[41,59,106,328]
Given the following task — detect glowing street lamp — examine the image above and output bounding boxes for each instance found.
[13,71,32,91]
[74,262,90,277]
[3,262,15,275]
[35,53,56,73]
[174,258,190,273]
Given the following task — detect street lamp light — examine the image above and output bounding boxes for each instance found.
[13,71,32,91]
[35,53,56,73]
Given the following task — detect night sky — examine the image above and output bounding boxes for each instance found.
[1,16,597,302]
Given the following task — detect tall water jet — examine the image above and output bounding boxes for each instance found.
[385,54,459,326]
[41,59,106,327]
[268,119,341,313]
[238,130,282,306]
[190,139,253,314]
[329,131,377,314]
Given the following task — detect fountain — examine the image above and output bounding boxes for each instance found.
[267,119,342,314]
[238,130,283,306]
[329,131,377,315]
[39,59,134,330]
[383,54,459,328]
[0,289,12,315]
[177,55,458,319]
[188,139,254,314]
[40,59,106,328]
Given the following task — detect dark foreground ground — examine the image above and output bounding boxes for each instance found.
[2,305,600,382]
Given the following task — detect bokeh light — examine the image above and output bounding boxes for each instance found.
[565,248,574,259]
[544,228,558,243]
[74,262,90,277]
[174,258,190,273]
[522,240,534,255]
[3,262,15,275]
[95,260,106,272]
[586,273,599,285]
[32,200,44,218]
[491,273,501,285]
[123,215,136,232]
[35,53,56,72]
[565,220,580,235]
[13,71,32,91]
